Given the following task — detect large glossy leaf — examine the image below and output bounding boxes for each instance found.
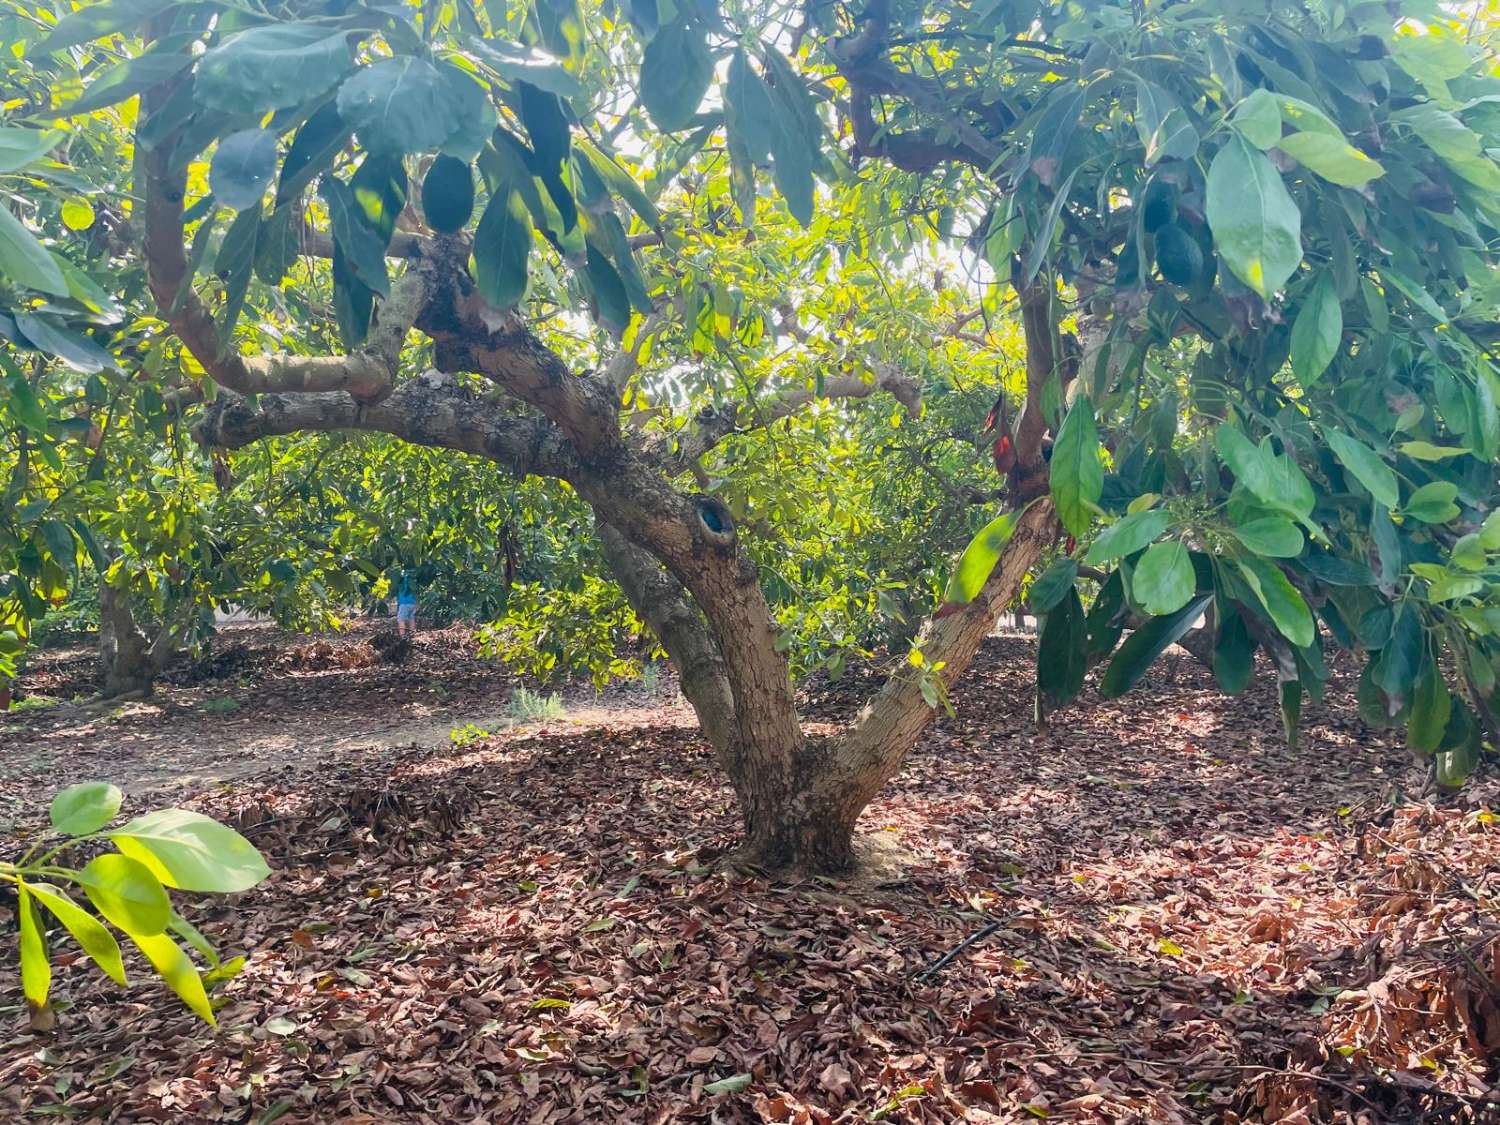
[1131,539,1196,616]
[472,187,533,309]
[1050,395,1103,538]
[0,205,67,296]
[78,853,170,936]
[726,49,778,166]
[1083,509,1171,566]
[1408,654,1451,753]
[0,127,61,174]
[13,312,116,373]
[1213,609,1257,694]
[128,931,215,1024]
[1230,516,1304,558]
[108,809,270,893]
[28,883,127,986]
[276,102,350,206]
[1028,558,1078,614]
[469,39,581,98]
[1099,593,1213,699]
[1235,556,1314,647]
[1206,134,1302,298]
[50,782,122,836]
[337,57,462,154]
[1289,272,1341,385]
[1037,588,1087,708]
[16,885,50,1010]
[1325,429,1398,508]
[62,50,194,116]
[943,506,1027,606]
[1277,132,1385,186]
[1231,89,1282,148]
[639,18,712,132]
[210,128,278,211]
[320,179,389,298]
[1405,481,1460,524]
[197,24,354,113]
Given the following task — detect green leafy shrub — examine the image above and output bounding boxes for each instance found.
[2,782,270,1026]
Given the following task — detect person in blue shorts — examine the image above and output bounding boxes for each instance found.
[395,572,418,637]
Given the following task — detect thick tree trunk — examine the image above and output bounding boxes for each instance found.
[97,585,179,698]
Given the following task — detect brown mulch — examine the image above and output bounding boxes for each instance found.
[3,636,1500,1122]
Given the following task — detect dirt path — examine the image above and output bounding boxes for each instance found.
[0,623,679,823]
[3,633,1499,1122]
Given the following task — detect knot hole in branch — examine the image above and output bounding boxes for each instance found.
[693,495,737,550]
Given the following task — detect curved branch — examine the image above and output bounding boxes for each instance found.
[193,371,578,482]
[676,362,922,466]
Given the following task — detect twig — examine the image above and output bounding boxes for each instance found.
[911,919,1003,982]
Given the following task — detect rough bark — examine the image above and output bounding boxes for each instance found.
[98,584,178,698]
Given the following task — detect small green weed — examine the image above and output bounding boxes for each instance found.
[201,697,241,714]
[7,694,60,714]
[505,686,565,723]
[450,722,493,746]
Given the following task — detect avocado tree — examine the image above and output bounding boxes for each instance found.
[5,0,1499,869]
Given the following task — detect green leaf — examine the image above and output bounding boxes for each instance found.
[1206,134,1303,298]
[108,809,270,894]
[0,127,61,174]
[1290,273,1341,385]
[16,885,51,1010]
[704,1074,753,1094]
[1392,34,1471,88]
[1280,680,1302,750]
[1236,556,1314,647]
[38,518,76,573]
[1213,609,1257,694]
[213,207,259,351]
[1037,588,1087,708]
[320,179,389,298]
[1231,89,1282,149]
[50,782,122,836]
[1405,481,1460,524]
[575,140,661,230]
[27,883,127,986]
[0,204,68,296]
[1325,429,1399,509]
[469,39,582,98]
[1382,268,1448,323]
[1050,395,1103,538]
[1028,85,1086,185]
[276,102,350,206]
[1428,574,1485,603]
[1408,656,1451,753]
[1398,441,1468,462]
[198,24,355,113]
[726,49,779,166]
[1276,132,1385,186]
[1029,558,1078,614]
[128,931,215,1024]
[211,129,278,212]
[639,18,712,132]
[14,311,117,373]
[1131,539,1196,616]
[337,57,462,154]
[1230,517,1304,558]
[167,910,221,969]
[1084,509,1172,566]
[34,0,161,53]
[78,853,170,936]
[944,507,1027,606]
[473,188,534,309]
[61,50,194,117]
[1452,533,1487,572]
[5,372,49,433]
[1098,593,1213,699]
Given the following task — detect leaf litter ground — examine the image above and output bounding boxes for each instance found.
[3,632,1500,1123]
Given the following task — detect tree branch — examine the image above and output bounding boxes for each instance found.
[675,362,922,467]
[192,371,578,483]
[596,519,739,770]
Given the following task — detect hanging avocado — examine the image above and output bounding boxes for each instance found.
[421,155,475,234]
[1154,222,1204,287]
[1140,178,1178,234]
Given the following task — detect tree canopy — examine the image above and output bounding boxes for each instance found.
[3,0,1500,869]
